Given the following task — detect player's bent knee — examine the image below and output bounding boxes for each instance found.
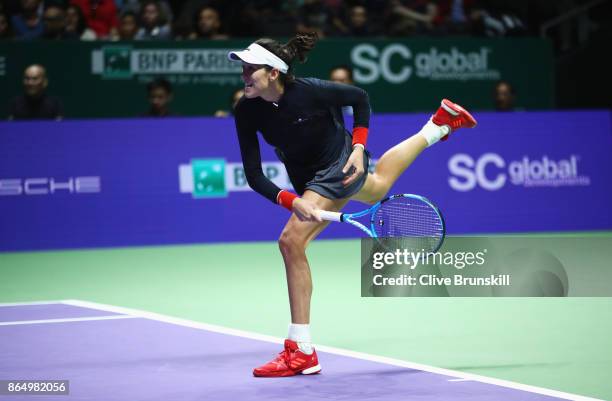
[278,226,307,256]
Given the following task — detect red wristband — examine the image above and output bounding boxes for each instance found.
[277,190,298,211]
[352,127,369,147]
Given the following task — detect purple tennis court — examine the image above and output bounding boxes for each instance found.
[0,301,577,401]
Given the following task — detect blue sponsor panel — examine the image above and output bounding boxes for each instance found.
[369,110,612,234]
[1,111,610,251]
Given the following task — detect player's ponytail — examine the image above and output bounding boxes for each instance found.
[255,32,318,84]
[284,32,318,64]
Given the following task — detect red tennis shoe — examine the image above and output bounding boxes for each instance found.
[253,339,321,377]
[432,99,477,141]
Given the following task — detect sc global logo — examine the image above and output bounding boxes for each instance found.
[351,44,497,84]
[448,153,588,191]
[448,153,505,191]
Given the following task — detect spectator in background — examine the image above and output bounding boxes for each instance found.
[329,64,355,115]
[189,5,228,40]
[135,0,171,40]
[296,0,332,38]
[11,0,44,40]
[343,5,377,37]
[0,11,14,39]
[118,11,138,39]
[493,80,516,111]
[434,0,475,35]
[232,88,245,107]
[42,4,68,39]
[386,0,438,36]
[172,0,211,38]
[70,0,119,39]
[8,64,64,120]
[469,0,527,37]
[141,77,174,117]
[214,88,244,117]
[65,4,97,40]
[119,0,173,25]
[329,64,353,85]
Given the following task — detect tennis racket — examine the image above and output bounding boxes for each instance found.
[319,194,446,253]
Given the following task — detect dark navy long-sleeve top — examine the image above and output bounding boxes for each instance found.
[234,77,371,203]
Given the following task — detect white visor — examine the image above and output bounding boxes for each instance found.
[228,43,289,74]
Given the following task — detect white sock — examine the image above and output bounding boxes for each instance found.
[418,118,451,147]
[288,323,313,355]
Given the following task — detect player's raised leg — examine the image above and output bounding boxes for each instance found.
[353,99,477,205]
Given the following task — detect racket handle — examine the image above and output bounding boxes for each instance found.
[318,210,343,222]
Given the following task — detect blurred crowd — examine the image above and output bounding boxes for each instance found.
[0,0,575,41]
[7,62,517,120]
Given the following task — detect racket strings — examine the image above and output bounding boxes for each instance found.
[372,197,444,252]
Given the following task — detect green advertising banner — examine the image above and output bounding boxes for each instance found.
[0,38,553,118]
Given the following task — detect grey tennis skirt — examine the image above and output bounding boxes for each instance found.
[292,133,370,200]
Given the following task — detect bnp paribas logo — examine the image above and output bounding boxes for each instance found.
[190,159,226,198]
[91,46,241,80]
[89,46,133,79]
[178,159,292,199]
[101,46,132,78]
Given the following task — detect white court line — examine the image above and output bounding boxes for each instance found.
[0,300,64,307]
[448,378,472,382]
[0,315,137,326]
[62,299,602,401]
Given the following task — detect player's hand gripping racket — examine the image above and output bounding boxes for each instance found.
[319,194,446,253]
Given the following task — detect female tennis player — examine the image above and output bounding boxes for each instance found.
[228,32,476,377]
